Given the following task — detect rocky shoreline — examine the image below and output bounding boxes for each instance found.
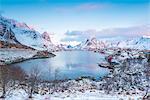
[0,48,56,65]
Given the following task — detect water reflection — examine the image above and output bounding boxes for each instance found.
[12,51,110,80]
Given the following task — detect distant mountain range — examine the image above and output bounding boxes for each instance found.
[74,36,150,50]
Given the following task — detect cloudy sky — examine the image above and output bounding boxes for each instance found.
[0,0,150,43]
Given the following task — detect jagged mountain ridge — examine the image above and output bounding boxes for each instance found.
[0,16,56,51]
[75,36,150,50]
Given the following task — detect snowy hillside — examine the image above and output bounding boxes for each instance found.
[114,36,150,50]
[129,36,150,50]
[0,16,56,51]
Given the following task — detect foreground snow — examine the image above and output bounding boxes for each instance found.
[6,89,143,100]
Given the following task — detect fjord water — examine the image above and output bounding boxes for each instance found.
[13,51,110,80]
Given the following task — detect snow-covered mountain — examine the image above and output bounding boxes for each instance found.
[124,36,150,50]
[76,36,150,50]
[0,16,149,51]
[74,37,104,50]
[0,16,57,51]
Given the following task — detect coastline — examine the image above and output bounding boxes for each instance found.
[0,48,56,65]
[0,49,149,100]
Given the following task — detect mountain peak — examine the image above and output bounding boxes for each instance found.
[42,32,51,42]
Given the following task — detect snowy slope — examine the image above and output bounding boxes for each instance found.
[133,36,150,50]
[117,36,150,50]
[0,16,56,51]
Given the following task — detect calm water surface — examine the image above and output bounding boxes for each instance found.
[13,51,110,80]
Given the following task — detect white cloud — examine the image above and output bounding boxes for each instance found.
[62,25,150,42]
